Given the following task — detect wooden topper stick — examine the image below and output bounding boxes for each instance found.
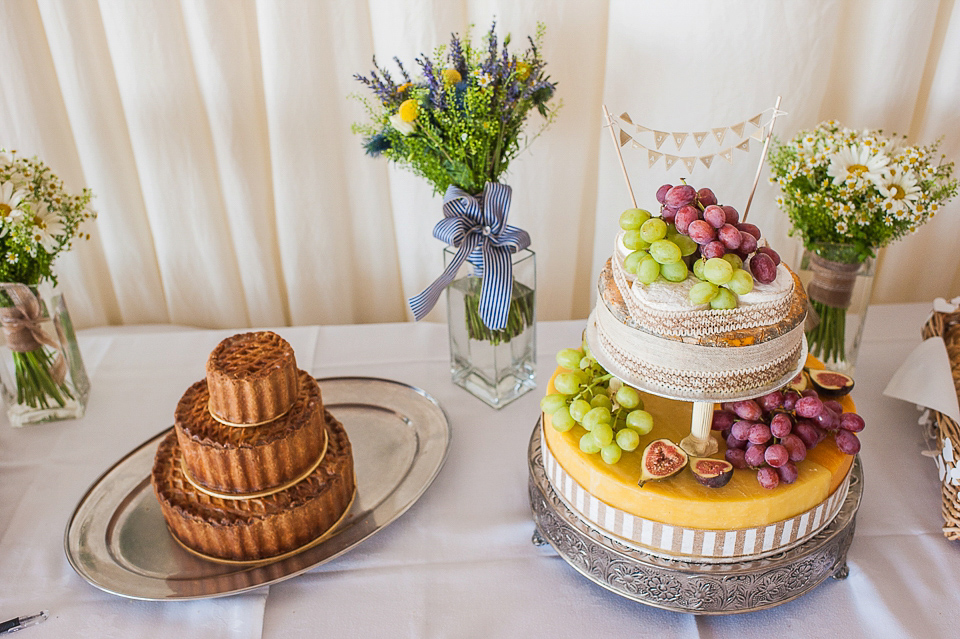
[680,401,719,457]
[602,104,637,208]
[742,95,783,223]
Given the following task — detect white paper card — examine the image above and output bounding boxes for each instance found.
[883,336,960,424]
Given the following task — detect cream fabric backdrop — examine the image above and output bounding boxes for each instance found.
[1,0,957,330]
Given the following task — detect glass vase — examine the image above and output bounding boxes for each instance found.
[0,282,90,427]
[445,246,536,409]
[796,243,876,375]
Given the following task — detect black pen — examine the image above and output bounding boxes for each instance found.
[0,611,48,634]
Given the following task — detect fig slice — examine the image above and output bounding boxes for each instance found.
[638,438,688,487]
[690,456,734,488]
[809,369,855,396]
[788,370,810,392]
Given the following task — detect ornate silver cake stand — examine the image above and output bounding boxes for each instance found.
[528,422,863,614]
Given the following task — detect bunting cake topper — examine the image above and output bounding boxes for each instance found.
[602,96,786,221]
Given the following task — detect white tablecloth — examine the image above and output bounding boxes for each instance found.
[1,306,958,638]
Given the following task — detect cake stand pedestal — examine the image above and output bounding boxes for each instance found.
[528,422,862,615]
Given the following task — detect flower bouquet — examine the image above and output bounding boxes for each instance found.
[770,121,956,370]
[0,150,95,426]
[353,22,559,407]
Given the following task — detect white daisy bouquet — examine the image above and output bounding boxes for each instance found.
[0,149,95,413]
[769,121,956,262]
[770,121,956,366]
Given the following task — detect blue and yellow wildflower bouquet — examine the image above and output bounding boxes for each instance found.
[352,22,559,195]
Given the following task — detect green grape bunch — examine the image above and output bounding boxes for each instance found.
[541,341,656,465]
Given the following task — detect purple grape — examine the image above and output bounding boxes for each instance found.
[701,240,726,259]
[815,406,840,431]
[675,205,700,234]
[800,388,818,398]
[756,246,781,266]
[748,423,772,445]
[737,222,761,239]
[745,444,768,468]
[834,429,862,455]
[781,433,807,462]
[725,447,748,469]
[718,223,743,250]
[712,409,737,431]
[840,412,865,433]
[733,399,763,421]
[665,185,696,209]
[770,412,794,438]
[814,425,829,445]
[727,433,748,450]
[656,183,673,205]
[731,419,755,441]
[759,390,784,413]
[721,205,740,225]
[749,253,777,284]
[697,187,718,207]
[688,219,717,245]
[739,231,759,254]
[794,420,820,449]
[764,443,789,468]
[782,389,800,411]
[823,400,844,415]
[777,461,799,484]
[661,206,678,224]
[757,466,780,489]
[795,395,823,419]
[703,205,727,229]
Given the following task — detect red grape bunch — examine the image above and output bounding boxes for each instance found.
[711,386,865,490]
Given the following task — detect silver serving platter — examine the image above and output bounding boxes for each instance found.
[528,422,862,614]
[65,376,450,601]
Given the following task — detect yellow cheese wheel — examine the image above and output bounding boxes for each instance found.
[542,357,855,530]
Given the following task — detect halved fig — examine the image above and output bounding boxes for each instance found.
[788,370,810,392]
[638,438,688,487]
[809,369,855,396]
[690,456,734,488]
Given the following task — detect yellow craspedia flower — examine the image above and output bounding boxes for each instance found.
[516,61,531,80]
[398,99,418,122]
[397,82,412,94]
[442,69,461,85]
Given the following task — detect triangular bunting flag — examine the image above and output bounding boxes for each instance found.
[631,141,643,149]
[693,131,709,147]
[619,129,633,147]
[654,131,669,149]
[735,139,751,152]
[647,149,662,168]
[682,156,697,173]
[751,127,766,142]
[700,154,714,169]
[672,132,688,149]
[635,124,651,134]
[664,154,678,170]
[748,113,763,128]
[720,149,734,163]
[620,112,633,125]
[731,121,746,138]
[712,127,726,144]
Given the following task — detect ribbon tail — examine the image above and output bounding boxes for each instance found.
[408,235,480,321]
[477,244,514,331]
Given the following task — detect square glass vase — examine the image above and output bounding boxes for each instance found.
[0,283,90,427]
[444,246,536,409]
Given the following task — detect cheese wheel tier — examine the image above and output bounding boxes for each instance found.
[593,259,808,400]
[206,331,299,424]
[153,411,355,562]
[541,365,855,560]
[175,369,326,495]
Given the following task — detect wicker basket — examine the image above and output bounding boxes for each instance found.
[921,309,960,540]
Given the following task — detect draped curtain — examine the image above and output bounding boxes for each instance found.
[1,0,958,330]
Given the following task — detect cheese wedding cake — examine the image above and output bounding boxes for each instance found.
[152,331,355,562]
[539,182,864,561]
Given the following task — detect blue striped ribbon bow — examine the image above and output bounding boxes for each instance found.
[409,182,530,330]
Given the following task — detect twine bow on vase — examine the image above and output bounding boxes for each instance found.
[409,182,531,332]
[0,283,67,384]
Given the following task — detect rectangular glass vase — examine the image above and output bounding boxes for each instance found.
[444,247,536,409]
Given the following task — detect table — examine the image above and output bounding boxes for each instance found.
[1,305,958,638]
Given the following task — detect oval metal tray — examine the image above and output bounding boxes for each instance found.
[65,376,450,600]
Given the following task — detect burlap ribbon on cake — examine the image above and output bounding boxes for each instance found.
[0,283,67,384]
